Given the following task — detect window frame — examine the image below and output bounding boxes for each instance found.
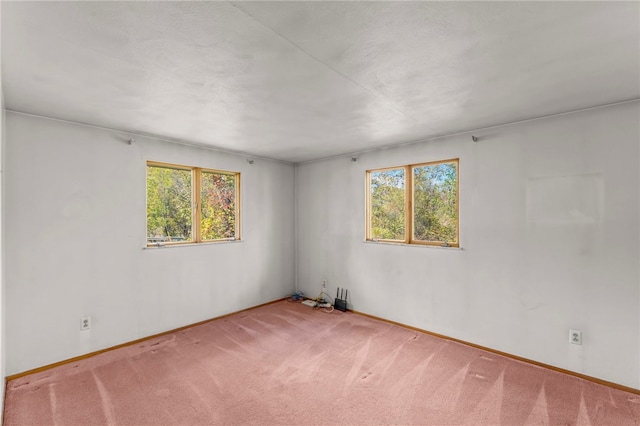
[366,158,459,247]
[146,161,241,247]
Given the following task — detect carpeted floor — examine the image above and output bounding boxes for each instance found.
[4,300,640,425]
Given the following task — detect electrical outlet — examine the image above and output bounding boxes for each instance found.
[569,329,582,345]
[322,280,327,289]
[81,316,91,331]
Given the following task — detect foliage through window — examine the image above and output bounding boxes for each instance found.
[146,162,240,245]
[367,159,458,247]
[369,168,406,241]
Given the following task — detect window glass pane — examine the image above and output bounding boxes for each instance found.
[370,168,405,240]
[146,166,193,243]
[413,162,457,243]
[201,171,236,240]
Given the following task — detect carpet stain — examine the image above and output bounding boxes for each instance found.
[12,382,29,389]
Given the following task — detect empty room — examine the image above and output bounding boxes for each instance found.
[1,1,639,425]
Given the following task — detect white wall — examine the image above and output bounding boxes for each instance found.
[296,101,640,389]
[4,113,296,375]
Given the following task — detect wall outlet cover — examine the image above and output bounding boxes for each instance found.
[569,329,582,345]
[81,316,91,331]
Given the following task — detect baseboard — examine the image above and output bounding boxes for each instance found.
[352,310,640,395]
[5,297,287,383]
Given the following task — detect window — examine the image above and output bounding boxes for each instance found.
[146,161,240,245]
[366,159,458,247]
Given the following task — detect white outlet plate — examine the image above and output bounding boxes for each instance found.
[569,329,582,345]
[81,316,91,331]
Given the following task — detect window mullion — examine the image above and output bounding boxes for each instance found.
[405,165,412,244]
[235,173,241,240]
[193,168,202,243]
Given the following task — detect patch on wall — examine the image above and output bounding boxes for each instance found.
[526,173,604,225]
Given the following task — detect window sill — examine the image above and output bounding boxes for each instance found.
[363,240,462,250]
[143,239,243,250]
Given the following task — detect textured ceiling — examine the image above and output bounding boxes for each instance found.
[2,1,639,163]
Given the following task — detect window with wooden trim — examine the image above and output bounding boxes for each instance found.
[146,161,240,246]
[366,159,459,247]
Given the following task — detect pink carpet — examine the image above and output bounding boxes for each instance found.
[4,301,640,425]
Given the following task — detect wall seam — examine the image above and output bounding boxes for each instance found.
[294,164,299,293]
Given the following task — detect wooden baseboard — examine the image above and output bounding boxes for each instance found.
[5,298,287,382]
[352,310,640,395]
